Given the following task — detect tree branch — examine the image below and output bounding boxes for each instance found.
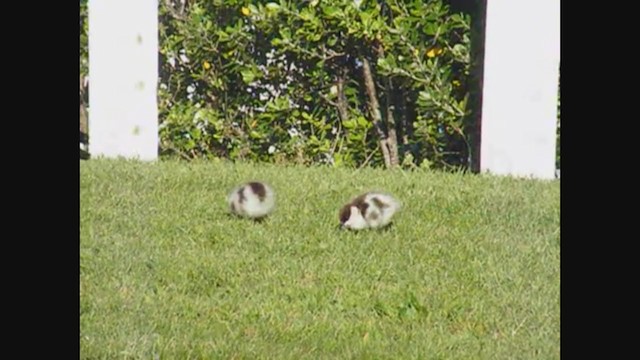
[361,57,391,168]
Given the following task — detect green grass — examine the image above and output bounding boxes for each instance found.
[80,158,560,359]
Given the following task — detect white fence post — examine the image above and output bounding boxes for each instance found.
[480,0,560,179]
[88,0,159,161]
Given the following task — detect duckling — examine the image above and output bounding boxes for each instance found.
[227,181,275,220]
[338,191,401,230]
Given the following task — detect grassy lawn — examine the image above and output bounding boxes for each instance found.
[80,158,560,359]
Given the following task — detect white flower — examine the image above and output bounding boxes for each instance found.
[179,49,189,63]
[268,145,276,154]
[288,127,299,137]
[187,84,196,94]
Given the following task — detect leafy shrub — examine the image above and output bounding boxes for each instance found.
[157,0,472,169]
[81,1,530,171]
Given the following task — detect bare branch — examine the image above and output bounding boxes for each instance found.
[361,57,391,168]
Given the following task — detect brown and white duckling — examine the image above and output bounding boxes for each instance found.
[227,181,276,219]
[338,191,401,230]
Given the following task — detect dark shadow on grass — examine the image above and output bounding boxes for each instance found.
[225,212,270,224]
[377,222,396,232]
[336,222,397,233]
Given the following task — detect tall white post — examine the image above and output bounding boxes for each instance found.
[480,0,560,179]
[88,0,159,161]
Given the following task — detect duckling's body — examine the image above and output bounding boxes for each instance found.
[228,181,275,219]
[339,191,401,230]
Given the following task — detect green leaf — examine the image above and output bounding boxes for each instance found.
[453,44,466,54]
[344,87,357,97]
[342,119,356,129]
[450,14,463,23]
[322,6,340,17]
[308,33,322,42]
[265,3,280,11]
[385,53,397,68]
[424,23,439,36]
[241,69,255,83]
[216,30,229,41]
[458,95,468,111]
[280,28,291,41]
[348,132,363,141]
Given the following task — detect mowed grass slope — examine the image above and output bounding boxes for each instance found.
[80,159,560,359]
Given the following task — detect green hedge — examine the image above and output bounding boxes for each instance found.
[79,1,560,171]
